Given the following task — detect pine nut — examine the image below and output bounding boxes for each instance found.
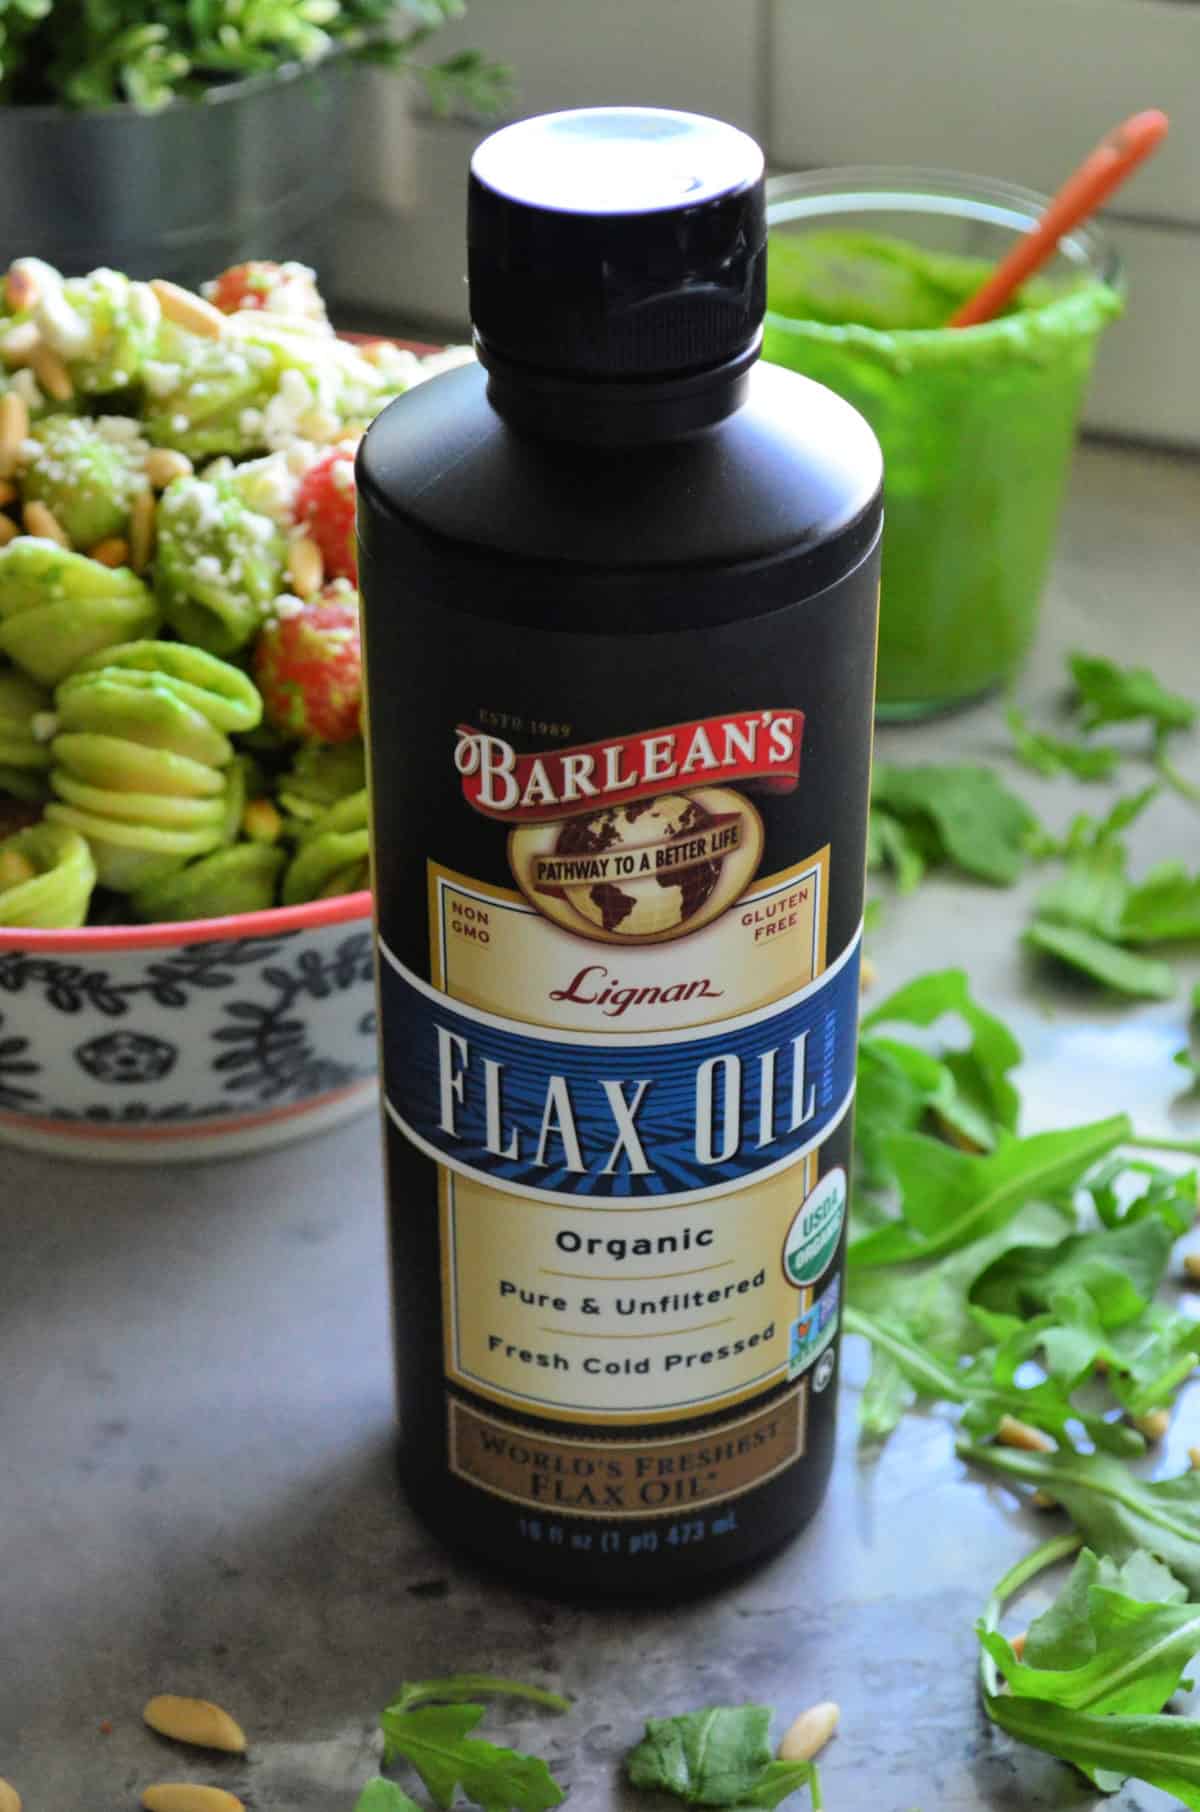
[287,533,324,598]
[1184,1253,1200,1282]
[1189,1446,1200,1470]
[1,321,40,365]
[89,536,130,569]
[144,447,194,489]
[29,343,73,402]
[150,279,227,341]
[0,391,29,478]
[1133,1409,1170,1443]
[130,488,157,574]
[1031,1489,1059,1510]
[859,956,877,992]
[0,514,19,547]
[142,1788,244,1812]
[5,263,39,311]
[143,1695,246,1754]
[0,849,36,890]
[0,1777,21,1812]
[242,798,283,845]
[997,1414,1055,1453]
[779,1701,839,1763]
[23,499,70,547]
[1010,1632,1027,1660]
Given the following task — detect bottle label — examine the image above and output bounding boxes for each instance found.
[367,555,879,1525]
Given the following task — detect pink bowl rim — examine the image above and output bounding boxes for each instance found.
[0,887,373,954]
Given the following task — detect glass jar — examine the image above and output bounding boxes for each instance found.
[763,167,1122,719]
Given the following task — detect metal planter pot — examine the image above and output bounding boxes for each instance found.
[0,58,352,290]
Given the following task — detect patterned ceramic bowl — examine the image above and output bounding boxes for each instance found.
[0,890,377,1161]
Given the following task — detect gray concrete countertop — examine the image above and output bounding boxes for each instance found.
[4,440,1200,1812]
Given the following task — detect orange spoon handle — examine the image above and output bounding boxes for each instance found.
[948,109,1169,328]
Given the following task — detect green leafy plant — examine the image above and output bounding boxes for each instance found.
[0,0,510,113]
[870,762,1039,886]
[977,1536,1200,1805]
[356,1785,424,1812]
[363,1676,570,1812]
[627,1706,821,1811]
[960,1445,1200,1597]
[1007,704,1118,781]
[847,967,1199,1449]
[1069,652,1196,738]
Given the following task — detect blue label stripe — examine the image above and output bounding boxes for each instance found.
[380,932,860,1206]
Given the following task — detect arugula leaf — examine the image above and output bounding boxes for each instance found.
[871,763,1039,885]
[1103,1305,1200,1416]
[1034,845,1128,940]
[861,967,1021,1141]
[1081,1155,1197,1235]
[1022,1549,1187,1674]
[867,806,928,894]
[1007,705,1118,781]
[982,1548,1200,1714]
[858,1343,917,1439]
[969,1217,1178,1330]
[380,1705,566,1812]
[959,1444,1200,1596]
[1121,862,1200,943]
[847,1115,1129,1268]
[626,1706,819,1810]
[1025,920,1175,999]
[855,1036,955,1189]
[1177,982,1200,1085]
[355,1783,424,1812]
[1054,783,1161,859]
[987,1694,1200,1806]
[844,1304,1141,1455]
[1069,652,1196,736]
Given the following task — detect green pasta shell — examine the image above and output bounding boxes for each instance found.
[55,670,233,768]
[0,539,159,686]
[0,822,96,928]
[22,415,147,549]
[282,788,370,905]
[0,666,52,782]
[277,741,366,833]
[42,802,226,893]
[142,329,282,459]
[51,271,160,395]
[49,733,225,798]
[154,474,285,656]
[74,641,264,734]
[50,772,229,830]
[132,843,286,922]
[48,663,236,890]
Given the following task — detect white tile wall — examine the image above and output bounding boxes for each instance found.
[339,0,1200,445]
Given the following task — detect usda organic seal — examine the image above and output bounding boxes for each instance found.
[783,1166,847,1286]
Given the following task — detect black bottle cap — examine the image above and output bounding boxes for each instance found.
[468,107,766,380]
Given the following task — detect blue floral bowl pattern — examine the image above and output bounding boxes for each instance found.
[0,893,378,1161]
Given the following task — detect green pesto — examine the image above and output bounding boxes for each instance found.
[764,232,1121,713]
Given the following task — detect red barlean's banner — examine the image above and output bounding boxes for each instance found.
[454,709,804,823]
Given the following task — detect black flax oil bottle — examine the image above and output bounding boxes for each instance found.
[357,106,883,1595]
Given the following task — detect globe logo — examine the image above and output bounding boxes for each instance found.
[509,784,764,946]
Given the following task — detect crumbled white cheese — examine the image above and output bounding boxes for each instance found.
[9,370,43,410]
